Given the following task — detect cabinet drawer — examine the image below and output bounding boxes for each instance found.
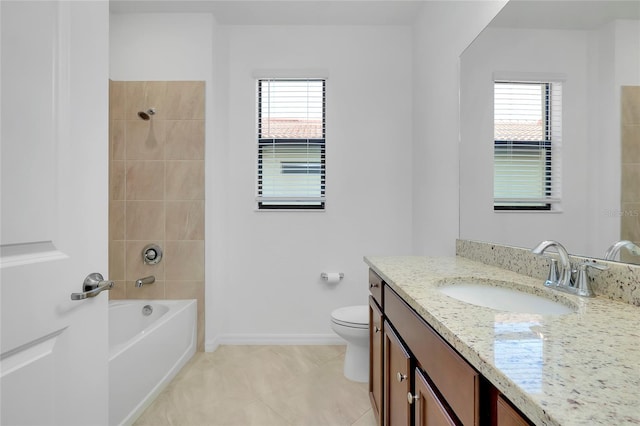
[385,285,479,426]
[369,269,383,306]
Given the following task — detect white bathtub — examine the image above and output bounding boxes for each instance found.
[109,299,197,426]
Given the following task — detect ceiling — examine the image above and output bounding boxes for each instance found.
[489,0,640,30]
[109,0,426,25]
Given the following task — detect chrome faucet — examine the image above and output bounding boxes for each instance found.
[531,240,572,289]
[532,240,607,297]
[135,275,155,288]
[604,240,640,261]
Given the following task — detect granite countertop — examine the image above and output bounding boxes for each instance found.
[364,255,640,426]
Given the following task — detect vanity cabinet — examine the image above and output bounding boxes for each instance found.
[368,269,533,426]
[384,322,412,425]
[369,270,385,425]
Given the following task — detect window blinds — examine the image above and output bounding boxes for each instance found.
[257,79,326,209]
[494,81,562,209]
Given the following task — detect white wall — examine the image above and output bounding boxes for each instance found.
[459,20,640,258]
[460,27,591,252]
[411,1,507,255]
[216,25,413,345]
[110,16,414,348]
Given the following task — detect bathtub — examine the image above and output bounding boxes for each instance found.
[109,299,197,426]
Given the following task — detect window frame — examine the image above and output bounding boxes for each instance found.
[493,80,560,211]
[256,78,326,211]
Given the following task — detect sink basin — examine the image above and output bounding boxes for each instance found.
[437,280,576,315]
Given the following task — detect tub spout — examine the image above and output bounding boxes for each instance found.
[135,275,155,288]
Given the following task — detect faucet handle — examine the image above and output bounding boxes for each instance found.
[572,261,608,297]
[544,257,560,287]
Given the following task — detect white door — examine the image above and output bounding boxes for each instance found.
[0,1,109,425]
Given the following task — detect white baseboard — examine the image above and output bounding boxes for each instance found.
[205,333,345,353]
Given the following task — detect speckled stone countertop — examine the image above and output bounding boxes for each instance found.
[364,255,640,426]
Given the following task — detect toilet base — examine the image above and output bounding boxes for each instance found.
[343,342,369,383]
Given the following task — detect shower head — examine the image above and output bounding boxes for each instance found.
[138,108,156,121]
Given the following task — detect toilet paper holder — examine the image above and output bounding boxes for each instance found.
[321,272,344,280]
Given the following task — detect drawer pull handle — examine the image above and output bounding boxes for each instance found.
[396,372,407,382]
[407,392,418,405]
[369,282,379,288]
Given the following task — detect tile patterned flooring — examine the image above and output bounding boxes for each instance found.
[134,345,377,426]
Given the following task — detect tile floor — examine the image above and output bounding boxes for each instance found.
[134,345,377,426]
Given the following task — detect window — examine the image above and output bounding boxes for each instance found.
[257,79,326,210]
[493,80,562,210]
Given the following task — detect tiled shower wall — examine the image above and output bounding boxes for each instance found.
[109,81,205,350]
[621,86,640,264]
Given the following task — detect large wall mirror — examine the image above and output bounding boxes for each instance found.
[459,0,640,263]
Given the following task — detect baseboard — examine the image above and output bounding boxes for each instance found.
[205,333,345,352]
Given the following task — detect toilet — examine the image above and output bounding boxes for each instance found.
[330,305,369,382]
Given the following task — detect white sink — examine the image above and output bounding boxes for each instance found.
[438,280,575,315]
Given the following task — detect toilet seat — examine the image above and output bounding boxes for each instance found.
[331,305,368,329]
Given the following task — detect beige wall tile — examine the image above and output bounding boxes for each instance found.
[108,280,127,300]
[621,203,640,242]
[166,201,204,240]
[125,240,165,281]
[125,279,166,299]
[622,86,640,125]
[109,201,125,241]
[126,120,165,160]
[109,81,125,120]
[109,240,126,281]
[165,241,204,281]
[165,81,205,120]
[622,124,640,164]
[125,201,165,240]
[110,161,125,200]
[621,164,640,202]
[165,120,205,160]
[125,81,168,121]
[110,120,125,160]
[125,161,165,200]
[166,161,204,200]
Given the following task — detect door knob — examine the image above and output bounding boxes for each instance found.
[70,273,113,300]
[397,372,407,382]
[407,392,418,405]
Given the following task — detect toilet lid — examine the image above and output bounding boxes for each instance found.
[331,305,368,327]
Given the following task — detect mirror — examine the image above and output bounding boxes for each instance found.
[459,0,640,263]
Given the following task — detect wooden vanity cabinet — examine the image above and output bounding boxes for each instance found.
[370,297,384,424]
[369,270,385,425]
[413,367,457,426]
[495,395,532,426]
[384,322,412,426]
[368,269,537,426]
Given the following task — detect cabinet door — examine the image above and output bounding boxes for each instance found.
[497,395,531,426]
[384,322,412,426]
[413,368,458,426]
[370,297,384,425]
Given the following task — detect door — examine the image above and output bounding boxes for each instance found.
[1,1,109,425]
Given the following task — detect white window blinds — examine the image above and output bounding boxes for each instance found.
[257,79,326,209]
[494,81,562,209]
